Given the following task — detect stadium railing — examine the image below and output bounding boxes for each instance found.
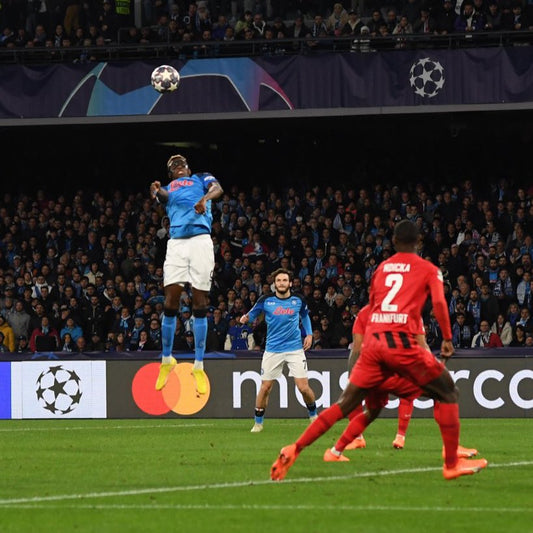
[0,29,531,64]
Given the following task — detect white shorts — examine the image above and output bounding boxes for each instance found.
[261,349,309,380]
[164,234,214,291]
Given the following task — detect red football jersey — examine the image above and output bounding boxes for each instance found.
[353,303,425,336]
[365,252,452,340]
[352,305,369,336]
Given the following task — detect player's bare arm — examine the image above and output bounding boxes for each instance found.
[347,333,363,371]
[303,334,312,351]
[440,339,454,359]
[239,313,249,324]
[150,180,169,203]
[194,181,224,214]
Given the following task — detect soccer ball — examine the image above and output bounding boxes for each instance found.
[150,65,180,93]
[35,365,83,415]
[409,57,445,98]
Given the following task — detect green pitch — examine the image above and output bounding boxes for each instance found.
[0,418,532,533]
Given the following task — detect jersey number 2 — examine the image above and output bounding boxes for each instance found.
[382,274,403,312]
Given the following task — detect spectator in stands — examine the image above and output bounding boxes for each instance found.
[436,0,458,34]
[363,9,382,36]
[331,310,352,348]
[326,2,348,35]
[6,300,30,340]
[60,317,83,343]
[16,335,31,354]
[98,0,119,42]
[454,1,485,33]
[0,331,9,353]
[413,7,437,34]
[29,316,60,352]
[0,315,15,352]
[75,335,88,352]
[471,319,503,347]
[452,312,472,348]
[502,1,529,31]
[491,312,513,346]
[235,9,253,37]
[60,332,77,352]
[509,324,527,346]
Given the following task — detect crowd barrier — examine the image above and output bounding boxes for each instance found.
[1,349,532,419]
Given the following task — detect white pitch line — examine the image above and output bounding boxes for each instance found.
[0,423,214,433]
[0,503,532,513]
[0,461,531,507]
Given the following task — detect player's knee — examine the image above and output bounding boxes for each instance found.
[163,308,178,317]
[192,307,208,318]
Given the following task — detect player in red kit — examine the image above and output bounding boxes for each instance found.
[271,220,488,481]
[324,304,478,461]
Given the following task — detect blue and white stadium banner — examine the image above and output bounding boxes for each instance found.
[2,48,533,119]
[10,361,107,419]
[0,362,11,419]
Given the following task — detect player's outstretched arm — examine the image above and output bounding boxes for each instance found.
[150,180,169,203]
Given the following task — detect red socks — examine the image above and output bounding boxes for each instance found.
[296,403,344,450]
[397,398,414,436]
[434,402,459,468]
[335,410,371,452]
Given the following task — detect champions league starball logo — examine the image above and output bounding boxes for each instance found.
[35,365,83,415]
[409,57,445,98]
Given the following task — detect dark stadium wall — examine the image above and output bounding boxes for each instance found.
[4,110,533,194]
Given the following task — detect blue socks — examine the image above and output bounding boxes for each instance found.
[161,314,177,357]
[193,316,207,363]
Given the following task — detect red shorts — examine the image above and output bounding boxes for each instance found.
[365,375,423,410]
[350,331,445,391]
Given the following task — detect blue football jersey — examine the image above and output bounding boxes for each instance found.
[247,293,313,353]
[163,172,218,238]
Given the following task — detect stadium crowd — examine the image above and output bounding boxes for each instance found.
[1,177,533,355]
[1,0,533,60]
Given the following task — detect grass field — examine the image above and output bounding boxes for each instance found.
[0,418,532,533]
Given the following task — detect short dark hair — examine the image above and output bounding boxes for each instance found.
[272,268,293,281]
[393,219,419,245]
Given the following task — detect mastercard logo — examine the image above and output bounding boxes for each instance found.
[131,362,210,416]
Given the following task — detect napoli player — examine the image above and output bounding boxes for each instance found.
[271,220,487,481]
[150,154,223,394]
[239,268,317,433]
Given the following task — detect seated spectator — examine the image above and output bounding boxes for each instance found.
[484,0,503,31]
[0,331,9,353]
[15,335,31,354]
[454,1,485,33]
[75,336,87,352]
[502,1,529,31]
[29,316,60,352]
[452,312,472,348]
[0,315,15,352]
[471,320,503,348]
[128,316,147,350]
[326,2,349,36]
[176,329,196,351]
[509,324,527,346]
[224,315,254,350]
[133,329,154,351]
[59,332,77,352]
[7,300,30,340]
[147,317,162,351]
[60,317,83,343]
[207,307,228,351]
[331,310,353,348]
[491,313,513,346]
